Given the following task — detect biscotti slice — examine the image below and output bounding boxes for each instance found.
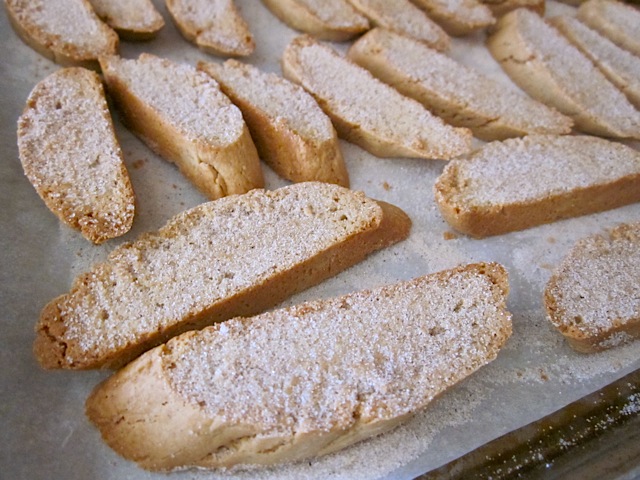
[434,135,640,238]
[282,35,472,160]
[86,262,511,470]
[17,68,134,244]
[479,0,544,18]
[99,54,263,200]
[486,9,640,140]
[409,0,495,36]
[550,15,640,110]
[198,59,349,186]
[345,0,450,52]
[577,0,640,57]
[4,0,118,68]
[261,0,369,41]
[165,0,254,57]
[34,182,411,370]
[348,28,572,141]
[87,0,164,40]
[545,223,640,353]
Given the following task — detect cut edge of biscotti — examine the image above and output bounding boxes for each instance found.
[87,0,165,40]
[577,0,640,57]
[198,59,349,186]
[410,0,495,36]
[17,67,135,244]
[85,262,511,471]
[281,34,473,160]
[544,222,640,353]
[479,0,544,18]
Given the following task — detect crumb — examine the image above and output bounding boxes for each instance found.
[132,159,146,169]
[540,263,555,270]
[540,369,549,381]
[443,231,459,240]
[547,237,556,244]
[382,181,391,191]
[172,184,178,189]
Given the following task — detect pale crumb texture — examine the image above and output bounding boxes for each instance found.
[410,0,494,34]
[577,0,640,57]
[291,0,369,29]
[87,0,164,35]
[545,222,640,350]
[17,67,134,244]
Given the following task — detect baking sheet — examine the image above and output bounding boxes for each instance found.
[1,1,639,479]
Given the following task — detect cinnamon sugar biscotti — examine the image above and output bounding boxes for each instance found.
[434,135,640,238]
[17,67,135,244]
[99,53,263,200]
[282,35,473,160]
[86,262,511,470]
[577,0,640,57]
[198,59,349,186]
[410,0,495,36]
[34,182,411,370]
[87,0,164,40]
[348,28,572,141]
[545,222,640,353]
[487,8,640,140]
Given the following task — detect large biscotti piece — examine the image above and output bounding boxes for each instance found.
[166,0,254,57]
[486,8,640,140]
[34,182,411,370]
[550,15,640,110]
[434,135,640,238]
[348,28,572,141]
[577,0,640,57]
[99,54,263,200]
[86,262,511,470]
[282,35,472,160]
[545,223,640,353]
[198,59,349,186]
[409,0,495,36]
[346,0,450,52]
[4,0,118,68]
[87,0,164,40]
[261,0,369,41]
[17,67,135,244]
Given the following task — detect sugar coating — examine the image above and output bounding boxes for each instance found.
[294,0,369,29]
[578,0,640,54]
[88,0,163,31]
[167,267,511,432]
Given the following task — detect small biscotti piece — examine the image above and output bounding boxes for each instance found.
[282,35,472,160]
[99,54,263,200]
[199,59,349,186]
[487,8,640,139]
[346,0,450,51]
[86,262,511,470]
[551,15,640,110]
[34,182,411,370]
[261,0,369,41]
[577,0,640,57]
[409,0,494,36]
[348,28,572,141]
[545,223,640,353]
[87,0,164,40]
[17,68,134,244]
[4,0,118,68]
[434,135,640,238]
[165,0,254,56]
[479,0,544,17]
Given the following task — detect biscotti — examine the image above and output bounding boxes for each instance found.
[261,0,369,41]
[86,262,511,470]
[166,0,254,56]
[87,0,164,40]
[99,53,263,200]
[198,59,349,186]
[550,15,640,109]
[480,0,544,17]
[282,35,473,160]
[545,222,640,353]
[34,182,411,370]
[17,67,135,244]
[577,0,640,57]
[409,0,495,36]
[486,8,640,140]
[348,28,572,141]
[434,135,640,238]
[4,0,118,68]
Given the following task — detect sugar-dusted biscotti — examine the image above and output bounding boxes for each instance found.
[409,0,495,36]
[577,0,640,57]
[4,0,118,68]
[479,0,544,18]
[282,35,473,160]
[487,8,640,140]
[17,67,135,244]
[34,182,411,370]
[99,53,263,200]
[165,0,254,56]
[348,28,572,141]
[434,135,640,238]
[86,262,511,470]
[87,0,164,40]
[545,222,640,353]
[198,59,349,186]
